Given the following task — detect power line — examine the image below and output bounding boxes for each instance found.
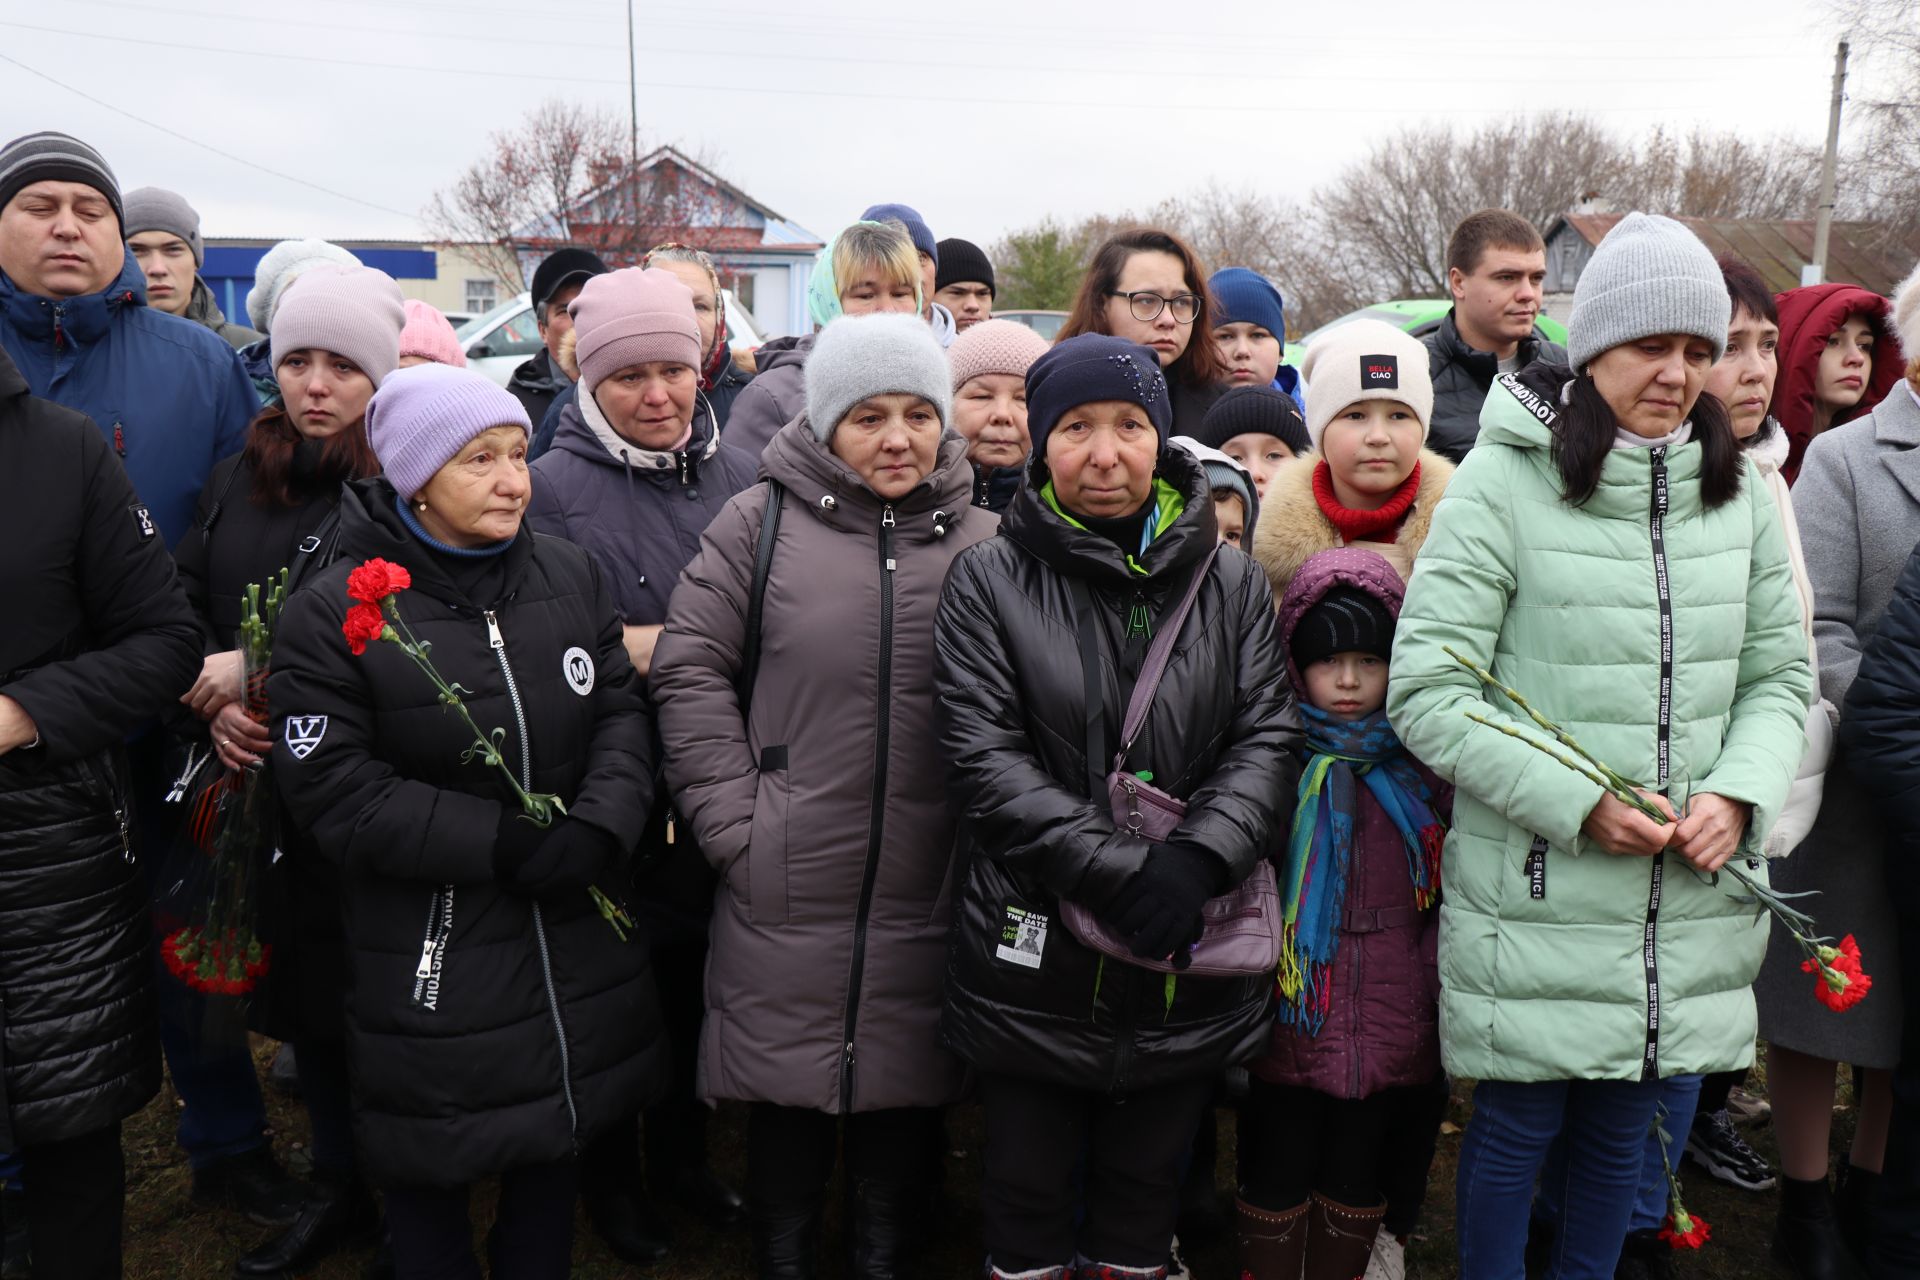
[0,51,419,220]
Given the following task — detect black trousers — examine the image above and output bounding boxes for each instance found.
[1869,850,1920,1278]
[384,1157,577,1280]
[978,1072,1213,1272]
[1379,1074,1449,1237]
[579,938,709,1197]
[747,1103,939,1213]
[1240,1078,1398,1210]
[12,1122,124,1280]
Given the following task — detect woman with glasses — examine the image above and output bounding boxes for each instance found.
[1058,229,1229,435]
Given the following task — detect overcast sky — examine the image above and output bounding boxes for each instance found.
[0,0,1874,253]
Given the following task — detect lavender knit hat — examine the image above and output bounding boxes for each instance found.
[366,364,531,501]
[948,318,1051,393]
[568,266,701,392]
[270,264,406,387]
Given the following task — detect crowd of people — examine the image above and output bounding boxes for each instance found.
[2,124,1920,1280]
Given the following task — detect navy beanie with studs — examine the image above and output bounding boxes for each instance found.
[1025,334,1171,465]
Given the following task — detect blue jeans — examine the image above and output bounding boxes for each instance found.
[1534,1074,1704,1236]
[1457,1077,1663,1280]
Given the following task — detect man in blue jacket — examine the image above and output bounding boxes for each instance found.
[0,131,254,549]
[0,131,302,1237]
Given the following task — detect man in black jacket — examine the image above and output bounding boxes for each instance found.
[508,247,609,429]
[1421,209,1565,463]
[0,345,203,1277]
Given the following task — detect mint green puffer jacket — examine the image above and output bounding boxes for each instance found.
[1387,370,1812,1084]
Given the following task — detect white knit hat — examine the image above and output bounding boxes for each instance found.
[804,313,952,442]
[1892,259,1920,365]
[246,238,363,333]
[1300,319,1434,451]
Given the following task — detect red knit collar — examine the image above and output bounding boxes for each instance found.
[1313,460,1422,544]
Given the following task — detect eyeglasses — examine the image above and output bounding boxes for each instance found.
[1110,290,1201,324]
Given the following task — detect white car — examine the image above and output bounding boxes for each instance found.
[457,289,765,389]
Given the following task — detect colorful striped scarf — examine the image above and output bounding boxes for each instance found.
[1277,704,1445,1035]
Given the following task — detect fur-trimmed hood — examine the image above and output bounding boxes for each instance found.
[1250,449,1456,595]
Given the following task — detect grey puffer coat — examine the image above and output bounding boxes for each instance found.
[652,418,995,1113]
[720,334,812,459]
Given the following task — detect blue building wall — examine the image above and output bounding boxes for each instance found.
[200,246,438,326]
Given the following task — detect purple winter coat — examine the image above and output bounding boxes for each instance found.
[721,334,812,460]
[1253,548,1450,1100]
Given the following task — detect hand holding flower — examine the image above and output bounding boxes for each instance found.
[1671,793,1751,873]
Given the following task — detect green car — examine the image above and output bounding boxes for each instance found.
[1283,300,1568,370]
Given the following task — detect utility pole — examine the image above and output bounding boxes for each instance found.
[1806,39,1849,286]
[625,0,640,167]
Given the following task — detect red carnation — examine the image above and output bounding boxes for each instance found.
[346,558,411,605]
[342,603,388,657]
[1805,934,1873,1013]
[1659,1210,1711,1250]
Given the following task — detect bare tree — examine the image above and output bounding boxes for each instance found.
[1614,126,1825,220]
[425,99,734,291]
[1829,0,1920,235]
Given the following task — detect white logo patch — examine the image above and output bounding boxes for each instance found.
[284,716,329,759]
[562,646,595,696]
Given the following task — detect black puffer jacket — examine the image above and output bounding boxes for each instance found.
[1421,310,1568,463]
[934,447,1298,1094]
[1842,541,1920,875]
[0,349,201,1146]
[268,479,667,1188]
[175,448,341,649]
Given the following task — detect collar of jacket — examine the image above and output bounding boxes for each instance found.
[0,247,146,348]
[1744,420,1789,476]
[1004,445,1217,587]
[0,345,26,399]
[568,382,720,473]
[762,413,978,542]
[929,302,956,348]
[1436,308,1539,381]
[335,476,534,607]
[1478,363,1708,520]
[508,348,568,396]
[185,277,228,331]
[1252,448,1454,591]
[1040,476,1183,575]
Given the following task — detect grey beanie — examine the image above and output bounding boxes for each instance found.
[122,187,203,266]
[804,313,953,443]
[0,131,122,227]
[1568,213,1732,368]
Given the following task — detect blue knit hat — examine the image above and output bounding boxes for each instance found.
[1025,334,1171,465]
[860,202,937,266]
[1209,267,1286,338]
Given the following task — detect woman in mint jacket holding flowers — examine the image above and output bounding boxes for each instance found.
[1386,213,1813,1280]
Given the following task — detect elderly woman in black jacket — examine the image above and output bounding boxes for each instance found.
[934,334,1297,1280]
[268,364,666,1280]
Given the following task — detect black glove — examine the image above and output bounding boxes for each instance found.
[1106,844,1225,970]
[492,808,549,882]
[506,817,621,899]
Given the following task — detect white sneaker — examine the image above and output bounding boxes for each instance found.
[1363,1226,1406,1280]
[1166,1233,1192,1280]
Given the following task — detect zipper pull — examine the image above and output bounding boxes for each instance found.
[415,935,437,980]
[484,610,504,650]
[881,505,896,529]
[666,812,676,845]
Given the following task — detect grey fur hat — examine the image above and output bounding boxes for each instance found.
[1568,212,1731,368]
[804,313,953,442]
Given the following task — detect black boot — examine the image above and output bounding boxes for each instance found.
[667,1163,746,1228]
[1835,1158,1880,1266]
[192,1146,305,1228]
[232,1172,379,1277]
[846,1176,923,1279]
[1777,1175,1868,1280]
[1614,1228,1673,1280]
[583,1186,671,1264]
[753,1201,820,1280]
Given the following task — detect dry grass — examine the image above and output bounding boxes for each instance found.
[124,1045,1819,1278]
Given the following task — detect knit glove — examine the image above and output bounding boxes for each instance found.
[505,817,621,899]
[1105,844,1226,970]
[492,808,549,882]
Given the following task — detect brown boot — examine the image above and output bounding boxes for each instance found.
[1303,1192,1386,1280]
[1237,1198,1307,1280]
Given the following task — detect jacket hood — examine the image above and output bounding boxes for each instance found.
[1002,443,1217,587]
[929,302,956,347]
[1250,447,1455,594]
[1275,547,1405,698]
[186,278,226,329]
[761,415,980,543]
[750,333,813,375]
[1772,285,1903,480]
[1,246,148,348]
[550,385,722,474]
[334,476,533,606]
[1745,419,1789,476]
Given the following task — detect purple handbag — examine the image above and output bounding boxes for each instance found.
[1059,545,1283,978]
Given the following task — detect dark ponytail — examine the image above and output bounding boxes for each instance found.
[1550,375,1743,510]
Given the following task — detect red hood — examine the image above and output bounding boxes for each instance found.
[1771,283,1902,483]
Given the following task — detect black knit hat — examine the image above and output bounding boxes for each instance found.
[935,238,995,296]
[0,131,122,227]
[529,247,609,312]
[1290,585,1396,669]
[1193,384,1312,456]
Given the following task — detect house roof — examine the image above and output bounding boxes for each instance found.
[559,144,823,252]
[1547,213,1920,297]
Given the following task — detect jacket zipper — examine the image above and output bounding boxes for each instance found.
[1639,446,1674,1083]
[486,609,580,1137]
[839,504,897,1113]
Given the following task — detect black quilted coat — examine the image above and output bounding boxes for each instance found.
[933,446,1299,1094]
[267,479,667,1188]
[0,348,201,1146]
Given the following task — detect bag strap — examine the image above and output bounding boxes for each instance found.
[1068,577,1106,802]
[285,503,345,595]
[1118,544,1219,759]
[736,479,785,716]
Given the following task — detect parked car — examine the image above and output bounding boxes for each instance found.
[1282,300,1568,369]
[993,309,1069,342]
[457,289,765,388]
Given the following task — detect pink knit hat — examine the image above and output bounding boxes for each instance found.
[366,364,531,501]
[568,267,701,392]
[398,299,467,368]
[270,264,406,387]
[948,318,1052,393]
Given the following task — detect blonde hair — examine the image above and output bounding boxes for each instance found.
[834,221,921,306]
